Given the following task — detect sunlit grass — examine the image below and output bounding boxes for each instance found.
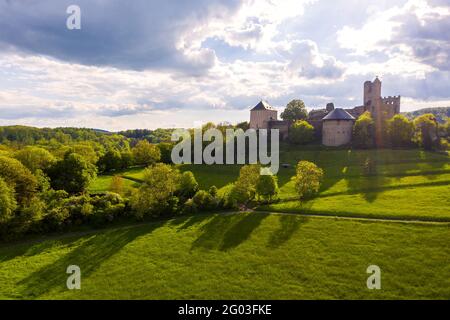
[0,212,448,299]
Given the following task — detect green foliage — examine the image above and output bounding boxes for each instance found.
[132,140,161,166]
[292,161,324,200]
[229,164,260,206]
[414,114,439,150]
[192,190,215,211]
[120,151,134,169]
[281,99,307,121]
[0,155,38,204]
[97,149,122,172]
[353,111,375,148]
[388,114,415,147]
[131,164,180,218]
[256,175,279,201]
[14,146,56,173]
[208,185,218,198]
[46,153,97,194]
[157,142,174,164]
[289,120,314,145]
[178,171,199,199]
[0,177,17,223]
[403,106,450,124]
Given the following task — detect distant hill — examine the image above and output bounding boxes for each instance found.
[402,107,450,123]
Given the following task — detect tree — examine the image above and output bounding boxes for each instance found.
[256,175,279,201]
[414,114,439,150]
[353,111,375,148]
[387,114,415,147]
[292,161,324,200]
[120,150,134,169]
[97,149,122,172]
[289,120,314,145]
[229,164,260,205]
[178,171,199,199]
[14,146,56,173]
[46,152,97,194]
[0,155,38,204]
[132,140,161,166]
[281,99,307,121]
[0,177,17,223]
[131,164,180,218]
[157,142,174,164]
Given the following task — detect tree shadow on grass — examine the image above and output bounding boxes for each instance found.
[191,212,269,251]
[17,222,165,299]
[267,215,309,248]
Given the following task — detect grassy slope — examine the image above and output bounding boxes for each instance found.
[0,212,448,300]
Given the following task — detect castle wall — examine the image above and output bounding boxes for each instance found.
[250,110,278,129]
[322,120,354,146]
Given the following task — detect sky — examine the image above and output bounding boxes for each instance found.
[0,0,449,131]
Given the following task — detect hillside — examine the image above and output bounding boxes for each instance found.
[402,107,450,123]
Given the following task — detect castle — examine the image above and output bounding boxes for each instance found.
[249,78,401,146]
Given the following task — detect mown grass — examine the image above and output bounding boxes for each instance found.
[0,212,448,300]
[260,185,450,221]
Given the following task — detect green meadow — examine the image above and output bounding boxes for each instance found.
[1,147,447,299]
[0,213,448,299]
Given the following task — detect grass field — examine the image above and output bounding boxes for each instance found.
[2,147,447,300]
[0,212,448,299]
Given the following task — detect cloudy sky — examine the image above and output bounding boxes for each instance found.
[0,0,449,130]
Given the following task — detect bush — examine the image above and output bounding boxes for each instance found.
[182,198,198,215]
[256,175,279,201]
[289,120,314,145]
[229,165,260,206]
[178,171,199,199]
[292,161,324,200]
[192,190,215,211]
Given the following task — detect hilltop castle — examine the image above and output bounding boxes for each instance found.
[249,78,401,146]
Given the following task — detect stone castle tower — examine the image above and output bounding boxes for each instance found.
[363,77,400,119]
[363,77,401,146]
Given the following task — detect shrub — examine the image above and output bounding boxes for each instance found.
[178,171,199,199]
[229,165,260,206]
[256,175,279,201]
[182,198,198,215]
[289,120,314,145]
[292,161,324,200]
[192,190,214,211]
